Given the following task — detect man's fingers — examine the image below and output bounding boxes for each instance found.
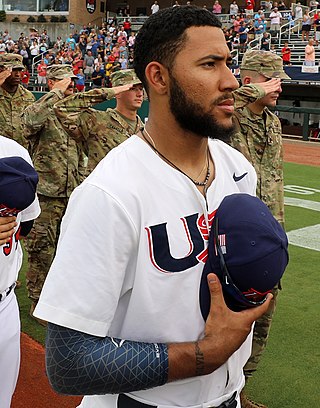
[0,224,16,244]
[258,78,281,94]
[242,293,273,322]
[0,217,16,229]
[53,78,72,91]
[113,84,134,95]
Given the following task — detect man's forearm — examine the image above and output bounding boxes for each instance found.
[46,324,231,396]
[22,89,64,137]
[46,323,168,395]
[233,84,265,110]
[53,88,116,141]
[54,88,116,112]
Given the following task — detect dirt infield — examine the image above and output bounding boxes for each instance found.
[283,139,320,167]
[11,139,319,408]
[12,333,82,408]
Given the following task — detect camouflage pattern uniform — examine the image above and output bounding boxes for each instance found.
[231,50,290,380]
[0,54,35,148]
[22,65,85,304]
[54,69,144,175]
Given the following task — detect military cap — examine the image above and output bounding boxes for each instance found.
[0,53,24,69]
[110,69,142,87]
[240,50,290,79]
[46,64,78,80]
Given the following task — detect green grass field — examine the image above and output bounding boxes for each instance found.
[16,161,320,407]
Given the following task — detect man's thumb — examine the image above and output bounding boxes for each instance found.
[207,273,225,305]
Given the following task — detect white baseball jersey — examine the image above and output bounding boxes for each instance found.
[0,135,40,408]
[0,135,41,293]
[35,136,257,408]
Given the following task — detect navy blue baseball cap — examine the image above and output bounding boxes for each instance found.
[0,156,39,217]
[200,193,289,315]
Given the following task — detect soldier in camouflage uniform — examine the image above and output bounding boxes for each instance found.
[0,54,35,148]
[22,65,87,325]
[231,50,290,408]
[54,69,144,175]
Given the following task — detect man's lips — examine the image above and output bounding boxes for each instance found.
[217,99,234,112]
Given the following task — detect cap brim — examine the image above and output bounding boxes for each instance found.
[262,71,291,80]
[112,79,142,87]
[51,74,78,80]
[130,79,142,86]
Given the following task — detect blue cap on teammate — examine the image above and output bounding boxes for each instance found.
[200,193,289,315]
[0,156,39,216]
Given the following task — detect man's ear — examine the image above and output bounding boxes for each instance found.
[242,76,252,85]
[145,62,169,96]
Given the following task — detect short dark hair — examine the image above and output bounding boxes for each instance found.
[133,6,221,92]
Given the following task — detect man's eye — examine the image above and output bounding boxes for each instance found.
[203,62,215,67]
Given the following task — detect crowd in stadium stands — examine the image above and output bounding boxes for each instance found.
[0,0,319,91]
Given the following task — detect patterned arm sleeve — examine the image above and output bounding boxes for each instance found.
[233,84,265,110]
[22,89,65,139]
[53,88,116,142]
[46,323,168,395]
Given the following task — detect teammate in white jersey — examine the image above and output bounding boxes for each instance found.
[34,6,272,408]
[0,136,40,408]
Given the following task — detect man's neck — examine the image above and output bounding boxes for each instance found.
[1,83,18,94]
[115,107,137,121]
[247,101,265,115]
[143,111,209,170]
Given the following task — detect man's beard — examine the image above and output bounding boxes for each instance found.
[169,73,235,142]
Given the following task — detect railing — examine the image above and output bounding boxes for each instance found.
[31,49,51,77]
[278,7,319,46]
[248,33,263,50]
[231,49,239,65]
[116,16,148,26]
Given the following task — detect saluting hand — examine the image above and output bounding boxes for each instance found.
[111,84,134,95]
[258,78,282,95]
[0,68,12,87]
[52,77,73,94]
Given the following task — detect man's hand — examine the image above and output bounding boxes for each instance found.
[0,216,17,245]
[199,273,272,374]
[257,78,282,95]
[0,67,12,86]
[167,273,272,381]
[112,84,134,95]
[52,77,73,95]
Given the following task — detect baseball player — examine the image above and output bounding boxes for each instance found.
[53,69,143,176]
[0,136,40,408]
[34,6,272,408]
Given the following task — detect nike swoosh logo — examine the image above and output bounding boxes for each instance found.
[233,172,248,182]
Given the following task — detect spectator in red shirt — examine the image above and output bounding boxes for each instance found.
[21,66,30,89]
[281,41,291,65]
[36,59,47,90]
[123,19,131,36]
[245,0,255,16]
